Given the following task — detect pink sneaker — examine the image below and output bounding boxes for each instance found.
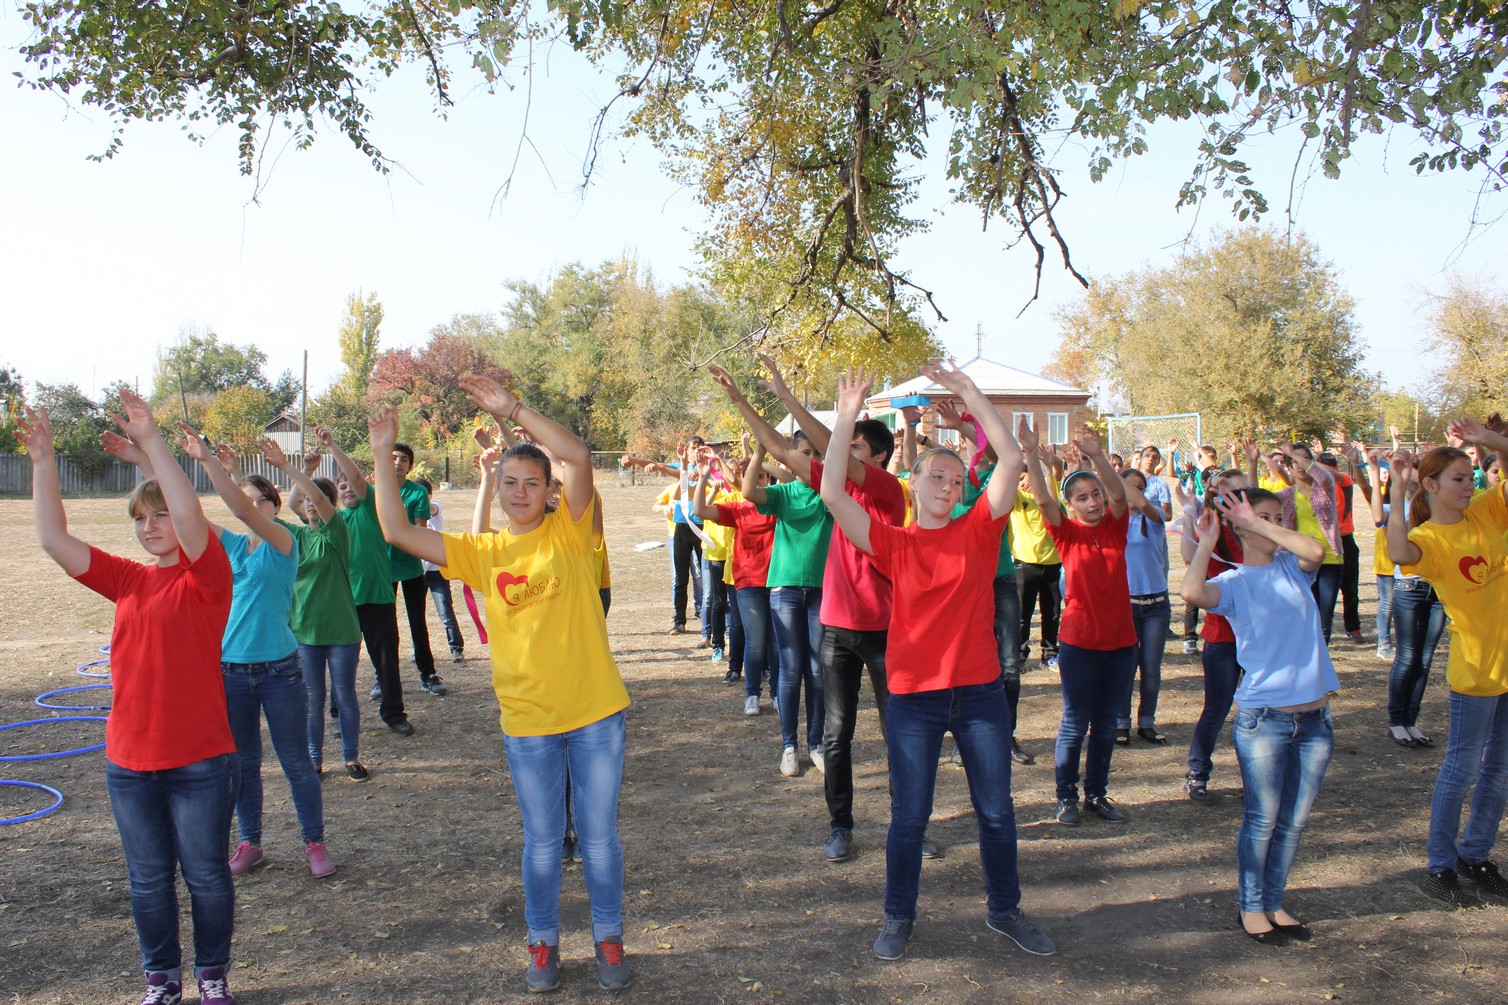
[305,840,337,878]
[196,966,236,1005]
[227,842,263,877]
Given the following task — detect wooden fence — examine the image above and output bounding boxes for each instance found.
[0,454,339,495]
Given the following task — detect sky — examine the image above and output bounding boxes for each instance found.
[2,10,1503,408]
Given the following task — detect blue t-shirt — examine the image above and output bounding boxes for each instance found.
[1142,475,1172,513]
[219,527,300,663]
[1211,551,1340,708]
[1125,512,1170,595]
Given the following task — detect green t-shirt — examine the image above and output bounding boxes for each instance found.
[755,479,833,589]
[339,490,395,605]
[952,465,1016,578]
[387,479,431,581]
[280,517,361,646]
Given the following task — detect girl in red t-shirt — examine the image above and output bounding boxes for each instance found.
[19,390,240,1005]
[820,364,1055,964]
[1021,421,1147,826]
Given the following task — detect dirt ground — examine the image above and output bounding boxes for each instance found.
[2,482,1507,1005]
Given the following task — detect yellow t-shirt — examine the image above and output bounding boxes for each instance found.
[1010,488,1061,566]
[1402,487,1508,696]
[595,542,612,589]
[899,477,915,527]
[701,486,736,563]
[1258,475,1289,494]
[1372,527,1392,577]
[441,498,629,736]
[1294,493,1341,565]
[655,485,678,534]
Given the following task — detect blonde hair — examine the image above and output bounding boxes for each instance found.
[127,479,167,519]
[912,446,965,478]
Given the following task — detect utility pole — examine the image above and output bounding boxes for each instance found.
[300,350,309,458]
[976,322,983,358]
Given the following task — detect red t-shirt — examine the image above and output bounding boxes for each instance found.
[73,538,236,771]
[713,501,776,590]
[1045,508,1137,650]
[867,498,1009,693]
[1200,526,1243,644]
[808,458,906,631]
[1332,472,1356,535]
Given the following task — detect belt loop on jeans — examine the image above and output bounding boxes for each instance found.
[1130,591,1169,605]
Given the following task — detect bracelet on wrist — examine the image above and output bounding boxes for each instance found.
[508,401,524,424]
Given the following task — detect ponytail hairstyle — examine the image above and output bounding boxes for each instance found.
[1409,446,1471,529]
[238,473,281,511]
[500,442,552,485]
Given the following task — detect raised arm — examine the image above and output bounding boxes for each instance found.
[741,439,771,505]
[1217,492,1327,571]
[1365,449,1388,525]
[114,388,210,562]
[459,373,594,522]
[755,352,835,459]
[1018,418,1062,526]
[18,406,91,575]
[370,408,447,566]
[1242,438,1261,487]
[819,370,875,554]
[692,463,721,523]
[705,362,811,481]
[1180,509,1225,609]
[1172,478,1200,563]
[921,361,1022,519]
[100,429,157,479]
[1450,416,1508,507]
[1263,449,1294,487]
[318,424,368,502]
[266,439,334,524]
[472,445,501,533]
[179,425,294,555]
[1075,423,1127,518]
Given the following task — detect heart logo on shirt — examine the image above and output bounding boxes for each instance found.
[1460,555,1489,585]
[497,570,530,604]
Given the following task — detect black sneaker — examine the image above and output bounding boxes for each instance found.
[1185,777,1212,805]
[387,719,415,736]
[1457,858,1508,898]
[345,761,370,782]
[1422,868,1471,906]
[920,837,942,860]
[422,675,448,696]
[1011,740,1035,765]
[525,941,560,993]
[1056,799,1081,826]
[721,668,741,685]
[986,910,1057,955]
[872,915,914,960]
[824,827,854,863]
[1085,795,1128,823]
[450,649,465,663]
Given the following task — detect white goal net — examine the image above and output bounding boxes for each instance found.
[1106,412,1203,464]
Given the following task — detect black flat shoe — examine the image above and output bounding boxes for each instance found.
[1114,728,1130,745]
[1236,911,1285,945]
[1137,727,1168,746]
[1411,733,1435,748]
[1271,919,1312,941]
[1389,730,1417,749]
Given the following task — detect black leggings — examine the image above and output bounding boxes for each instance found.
[1016,562,1062,657]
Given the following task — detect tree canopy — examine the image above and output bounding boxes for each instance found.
[18,1,1508,343]
[1049,227,1377,440]
[1424,273,1508,420]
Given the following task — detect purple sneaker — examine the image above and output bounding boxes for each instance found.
[139,972,182,1005]
[197,966,236,1005]
[227,841,263,877]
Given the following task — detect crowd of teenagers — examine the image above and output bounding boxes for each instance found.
[14,360,1508,1000]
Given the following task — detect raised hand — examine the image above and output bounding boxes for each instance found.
[260,437,290,470]
[314,424,336,449]
[1194,507,1221,546]
[16,405,56,461]
[1448,417,1489,445]
[177,422,212,462]
[919,359,976,399]
[114,387,159,443]
[900,404,923,427]
[100,429,147,467]
[1225,437,1238,458]
[1486,412,1508,436]
[458,373,518,418]
[1016,415,1040,452]
[933,400,964,430]
[1309,436,1325,454]
[473,424,495,450]
[301,451,323,475]
[1172,477,1195,512]
[368,407,400,453]
[740,430,753,458]
[1243,438,1260,463]
[835,367,874,415]
[1366,446,1387,465]
[1211,490,1258,529]
[1072,422,1105,459]
[754,353,791,398]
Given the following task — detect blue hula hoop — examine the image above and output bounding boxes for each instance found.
[76,658,111,679]
[36,684,113,711]
[0,779,65,825]
[99,643,112,654]
[0,717,108,761]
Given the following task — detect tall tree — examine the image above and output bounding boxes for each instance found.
[150,327,272,407]
[369,315,511,443]
[1051,228,1377,440]
[201,386,277,451]
[337,291,384,396]
[1424,275,1508,421]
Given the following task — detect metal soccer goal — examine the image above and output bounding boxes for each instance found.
[1106,412,1203,464]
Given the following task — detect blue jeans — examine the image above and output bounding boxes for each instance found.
[737,587,776,699]
[1310,564,1342,643]
[1187,641,1242,783]
[726,580,744,673]
[884,680,1020,920]
[106,753,239,979]
[1054,643,1136,801]
[1388,579,1446,727]
[502,711,626,945]
[1375,575,1394,646]
[1426,690,1508,873]
[701,558,728,647]
[770,586,825,750]
[1233,705,1334,912]
[992,576,1023,731]
[222,652,325,845]
[424,569,464,653]
[1117,596,1171,730]
[300,642,361,767]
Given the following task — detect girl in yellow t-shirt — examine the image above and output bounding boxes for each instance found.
[1387,419,1508,905]
[369,375,632,994]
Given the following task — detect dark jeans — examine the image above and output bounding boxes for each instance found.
[819,625,890,830]
[1183,603,1200,639]
[726,582,744,673]
[1427,690,1508,873]
[702,558,728,648]
[1016,562,1061,658]
[1340,533,1361,634]
[1054,643,1137,801]
[356,602,407,726]
[394,575,438,682]
[770,586,824,750]
[1388,579,1446,727]
[1119,596,1171,729]
[992,576,1023,730]
[1311,564,1342,643]
[670,523,703,629]
[423,569,464,654]
[106,753,238,979]
[737,587,776,699]
[884,680,1020,920]
[1187,641,1242,783]
[222,652,324,845]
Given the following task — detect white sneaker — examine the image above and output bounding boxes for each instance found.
[810,747,826,775]
[1377,645,1396,662]
[780,746,800,777]
[744,695,761,716]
